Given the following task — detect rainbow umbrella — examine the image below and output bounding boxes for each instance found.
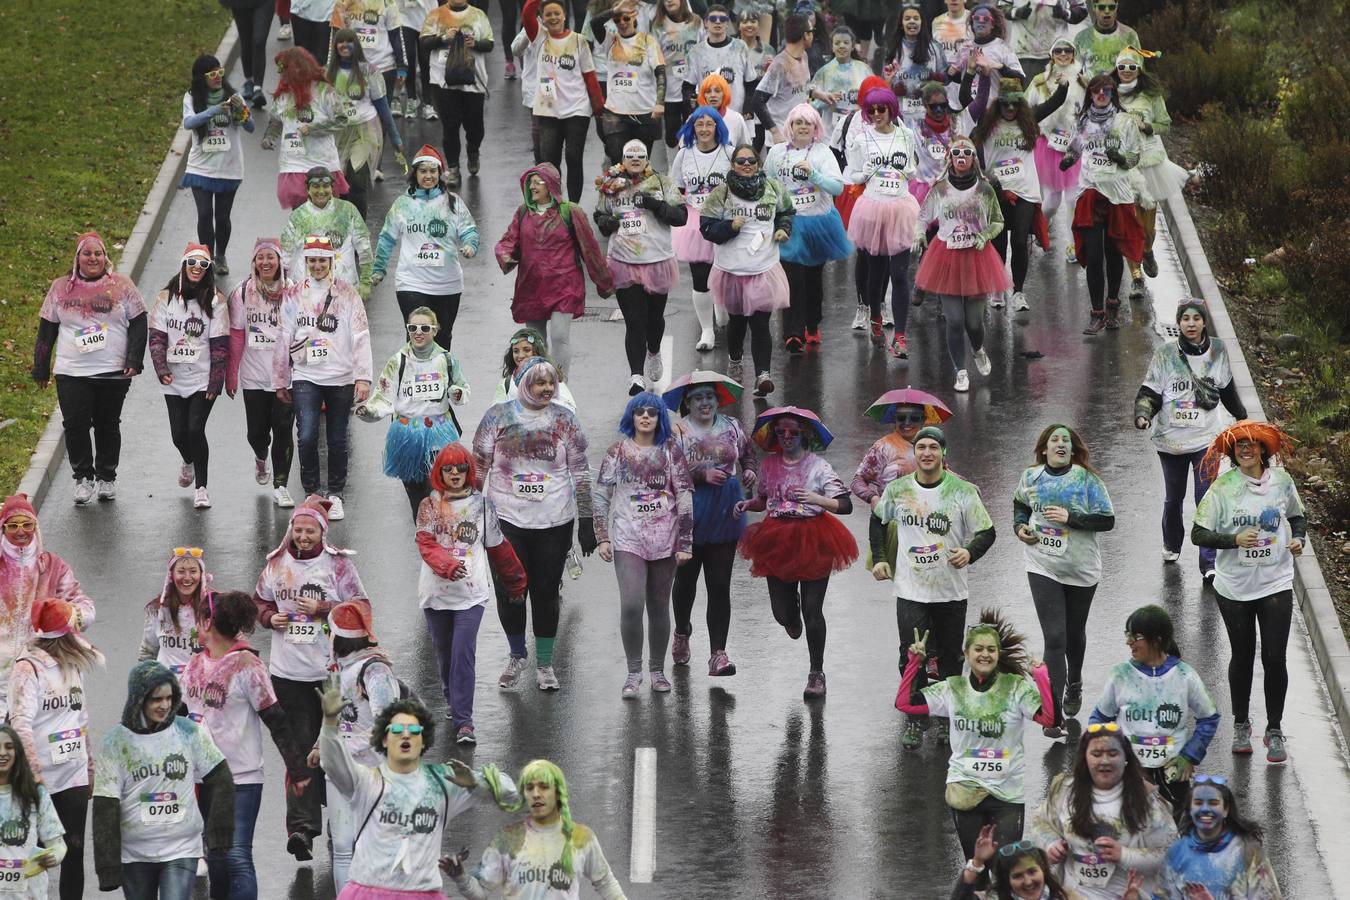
[864,388,953,425]
[752,406,834,452]
[662,371,742,412]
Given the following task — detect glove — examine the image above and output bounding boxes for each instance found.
[358,281,371,301]
[1164,756,1193,783]
[1106,148,1129,167]
[371,270,385,286]
[395,149,409,174]
[632,191,651,209]
[577,519,598,556]
[1058,153,1078,171]
[974,236,987,251]
[1051,2,1068,18]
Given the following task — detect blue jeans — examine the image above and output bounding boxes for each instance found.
[291,380,354,495]
[207,782,263,900]
[121,858,196,900]
[1158,448,1216,572]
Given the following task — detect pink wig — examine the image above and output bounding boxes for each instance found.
[783,103,825,142]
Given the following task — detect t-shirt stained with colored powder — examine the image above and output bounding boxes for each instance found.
[1012,464,1114,587]
[924,673,1042,803]
[180,647,278,785]
[1194,467,1304,603]
[594,439,694,560]
[873,472,993,602]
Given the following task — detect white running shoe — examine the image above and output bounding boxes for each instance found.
[954,369,970,393]
[1012,291,1029,312]
[628,374,645,396]
[990,291,1006,309]
[643,351,663,385]
[973,348,992,377]
[881,305,894,327]
[178,463,194,488]
[422,103,438,121]
[695,329,715,351]
[851,303,868,330]
[1161,549,1180,563]
[536,666,560,691]
[96,479,116,501]
[373,168,384,183]
[754,372,774,397]
[277,22,292,40]
[73,479,95,506]
[254,458,270,485]
[194,487,211,509]
[327,494,346,521]
[499,656,528,688]
[274,486,295,508]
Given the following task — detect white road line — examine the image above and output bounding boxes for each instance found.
[630,746,657,883]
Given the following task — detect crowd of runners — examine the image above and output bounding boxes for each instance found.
[14,0,1309,895]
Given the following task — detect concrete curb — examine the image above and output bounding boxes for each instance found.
[1160,194,1350,745]
[18,22,241,509]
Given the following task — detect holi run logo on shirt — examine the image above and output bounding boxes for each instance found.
[362,10,379,24]
[1155,702,1183,730]
[925,510,952,536]
[718,66,737,83]
[454,520,480,544]
[299,582,329,604]
[954,714,1005,739]
[202,681,228,710]
[183,315,206,340]
[516,862,574,891]
[753,203,773,222]
[377,802,440,834]
[162,753,190,781]
[317,312,339,333]
[0,817,30,848]
[428,219,449,239]
[297,108,316,124]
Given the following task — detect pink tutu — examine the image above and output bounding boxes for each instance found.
[1034,135,1079,193]
[710,265,790,315]
[277,169,350,211]
[909,180,932,207]
[914,239,1011,298]
[847,193,921,256]
[337,883,444,900]
[610,256,680,295]
[672,205,714,264]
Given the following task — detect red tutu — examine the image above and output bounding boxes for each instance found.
[835,183,864,229]
[1072,189,1145,265]
[610,257,679,294]
[738,513,859,582]
[914,239,1012,298]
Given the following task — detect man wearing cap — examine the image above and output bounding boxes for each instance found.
[0,494,95,719]
[868,426,997,751]
[281,166,374,299]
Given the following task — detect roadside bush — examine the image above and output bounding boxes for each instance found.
[1279,65,1350,146]
[1187,104,1291,232]
[1155,37,1277,118]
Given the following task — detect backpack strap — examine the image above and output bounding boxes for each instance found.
[354,772,387,846]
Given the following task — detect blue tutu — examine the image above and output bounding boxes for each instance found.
[780,207,854,266]
[383,414,461,482]
[180,173,241,193]
[692,476,746,545]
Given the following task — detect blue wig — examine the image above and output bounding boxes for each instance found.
[677,107,730,149]
[618,391,673,445]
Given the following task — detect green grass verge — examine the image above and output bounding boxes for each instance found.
[0,0,230,494]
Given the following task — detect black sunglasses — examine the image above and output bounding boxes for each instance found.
[732,156,758,165]
[633,406,662,417]
[706,13,729,21]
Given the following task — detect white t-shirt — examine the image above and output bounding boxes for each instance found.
[755,52,810,135]
[1141,341,1236,455]
[0,784,63,898]
[925,673,1043,803]
[532,32,596,119]
[273,88,345,175]
[93,719,226,864]
[671,144,732,213]
[379,192,475,294]
[684,38,756,113]
[40,274,147,379]
[983,119,1042,203]
[1094,659,1217,768]
[1194,467,1304,602]
[873,472,994,603]
[654,17,701,102]
[151,291,228,397]
[141,601,202,678]
[336,651,401,767]
[702,182,790,276]
[274,277,373,388]
[475,401,591,530]
[182,93,245,181]
[763,142,839,217]
[600,31,664,114]
[845,125,920,202]
[254,550,368,681]
[425,6,495,94]
[228,279,288,392]
[463,818,625,900]
[180,647,278,785]
[417,493,505,610]
[9,653,91,795]
[335,0,402,72]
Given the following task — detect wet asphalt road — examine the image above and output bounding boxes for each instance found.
[31,29,1348,900]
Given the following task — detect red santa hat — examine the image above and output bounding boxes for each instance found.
[411,144,446,170]
[182,243,213,264]
[302,235,336,258]
[329,601,376,641]
[31,598,80,639]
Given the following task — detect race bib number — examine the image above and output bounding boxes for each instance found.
[356,25,379,48]
[611,70,638,92]
[305,340,331,365]
[202,128,231,153]
[902,97,925,118]
[993,159,1023,181]
[285,614,319,644]
[631,490,667,518]
[791,184,818,209]
[140,792,188,826]
[1072,853,1115,887]
[876,167,905,196]
[1170,399,1202,426]
[169,340,201,363]
[413,243,446,266]
[0,860,22,892]
[407,371,443,397]
[248,326,275,349]
[907,541,945,571]
[670,63,686,82]
[75,323,107,354]
[537,77,557,103]
[1088,150,1113,171]
[283,131,305,153]
[1239,533,1278,567]
[945,228,976,250]
[46,727,86,766]
[1048,129,1073,153]
[1034,521,1068,557]
[927,141,948,161]
[513,473,549,500]
[1129,734,1174,766]
[688,189,710,210]
[619,208,646,236]
[958,748,1009,776]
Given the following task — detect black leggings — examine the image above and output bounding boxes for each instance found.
[953,796,1025,861]
[992,192,1037,292]
[50,786,88,900]
[536,115,590,202]
[243,388,294,488]
[1027,572,1096,724]
[767,575,829,670]
[727,311,771,374]
[615,285,668,375]
[495,519,572,640]
[164,391,216,487]
[289,16,330,66]
[403,478,432,521]
[781,261,824,339]
[498,0,518,57]
[231,0,274,87]
[663,101,684,147]
[601,112,661,165]
[191,188,237,258]
[858,248,912,330]
[939,294,986,370]
[1216,590,1293,730]
[400,26,432,102]
[435,88,487,167]
[1080,221,1125,311]
[690,261,712,293]
[397,290,462,350]
[672,541,736,651]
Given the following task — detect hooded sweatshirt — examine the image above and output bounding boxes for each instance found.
[32,233,148,382]
[93,662,233,883]
[495,164,614,322]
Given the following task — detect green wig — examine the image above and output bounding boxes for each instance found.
[514,759,577,877]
